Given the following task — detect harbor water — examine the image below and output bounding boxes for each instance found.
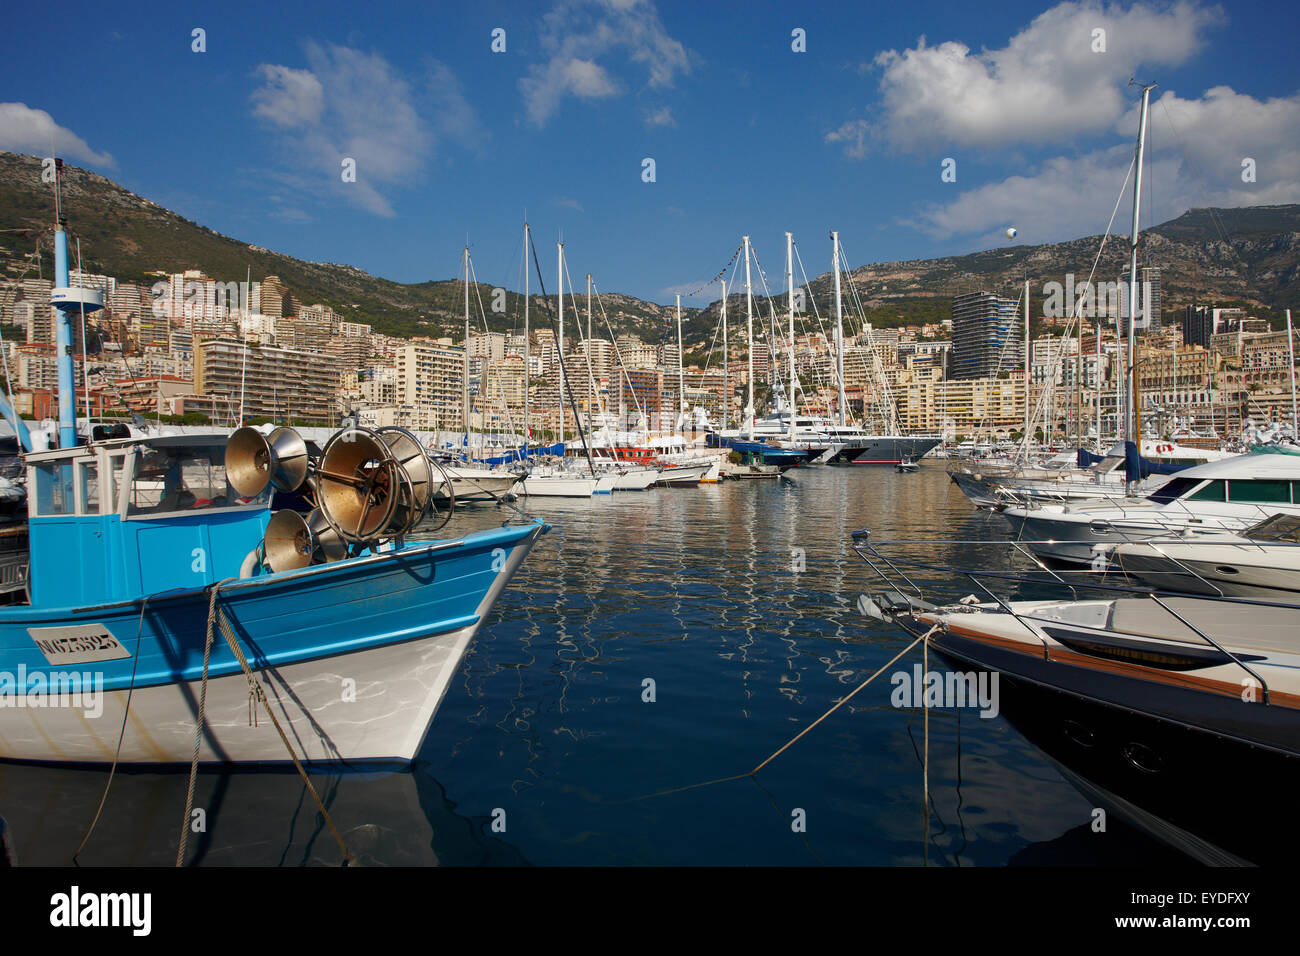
[0,464,1187,865]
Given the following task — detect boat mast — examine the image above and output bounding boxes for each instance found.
[744,235,753,440]
[833,231,845,427]
[524,222,531,455]
[1288,309,1297,439]
[463,245,470,454]
[1023,278,1030,446]
[721,280,728,431]
[1095,318,1102,451]
[557,241,565,446]
[1127,83,1155,466]
[52,161,76,449]
[676,293,684,433]
[786,232,796,442]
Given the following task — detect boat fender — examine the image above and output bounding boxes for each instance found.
[239,547,262,579]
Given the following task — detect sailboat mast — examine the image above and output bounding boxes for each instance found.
[676,294,684,433]
[833,231,845,427]
[587,273,593,342]
[1286,308,1298,438]
[1127,83,1155,455]
[524,223,531,454]
[786,231,796,442]
[744,235,753,440]
[1024,278,1030,444]
[463,245,470,452]
[717,280,728,429]
[557,241,565,445]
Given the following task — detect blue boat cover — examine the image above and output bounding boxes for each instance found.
[473,442,565,465]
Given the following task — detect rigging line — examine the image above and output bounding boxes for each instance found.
[591,279,647,425]
[468,255,521,446]
[837,239,900,431]
[527,231,596,473]
[561,255,606,429]
[793,240,843,404]
[1156,97,1236,252]
[692,248,746,386]
[1022,155,1136,446]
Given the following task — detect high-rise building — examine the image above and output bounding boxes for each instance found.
[951,291,1018,380]
[260,276,288,318]
[1183,305,1213,348]
[194,337,339,422]
[1119,266,1162,333]
[394,340,465,430]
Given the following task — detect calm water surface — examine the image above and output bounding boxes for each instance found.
[0,464,1184,865]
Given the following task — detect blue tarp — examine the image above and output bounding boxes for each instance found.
[1077,447,1106,468]
[1123,441,1187,479]
[470,442,565,466]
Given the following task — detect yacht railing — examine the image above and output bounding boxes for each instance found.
[850,529,1299,701]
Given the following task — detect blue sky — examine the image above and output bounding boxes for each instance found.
[2,0,1297,304]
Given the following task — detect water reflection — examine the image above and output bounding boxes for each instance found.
[0,465,1179,865]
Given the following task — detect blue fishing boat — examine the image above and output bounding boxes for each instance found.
[0,172,546,766]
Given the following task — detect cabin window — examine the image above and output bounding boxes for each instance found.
[79,460,100,514]
[1188,479,1227,502]
[32,461,76,516]
[126,444,269,516]
[1228,479,1292,504]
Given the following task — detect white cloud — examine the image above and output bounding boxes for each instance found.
[251,43,476,217]
[250,65,323,128]
[824,119,868,159]
[0,102,114,166]
[834,1,1222,157]
[521,0,692,127]
[1136,86,1300,203]
[645,105,676,128]
[553,196,584,211]
[906,83,1300,245]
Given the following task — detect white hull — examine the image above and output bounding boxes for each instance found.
[438,468,521,502]
[1112,540,1300,599]
[656,463,708,487]
[612,468,660,491]
[517,475,599,497]
[0,535,537,765]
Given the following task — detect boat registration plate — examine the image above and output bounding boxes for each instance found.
[26,624,132,666]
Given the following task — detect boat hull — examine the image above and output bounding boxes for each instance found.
[437,470,522,503]
[612,468,660,491]
[0,521,546,766]
[655,463,708,487]
[917,627,1297,865]
[517,475,598,497]
[846,436,942,465]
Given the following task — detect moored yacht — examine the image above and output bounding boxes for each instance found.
[1001,450,1300,565]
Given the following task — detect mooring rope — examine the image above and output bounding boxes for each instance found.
[176,578,233,866]
[630,625,940,802]
[211,606,356,866]
[175,583,356,866]
[73,592,155,865]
